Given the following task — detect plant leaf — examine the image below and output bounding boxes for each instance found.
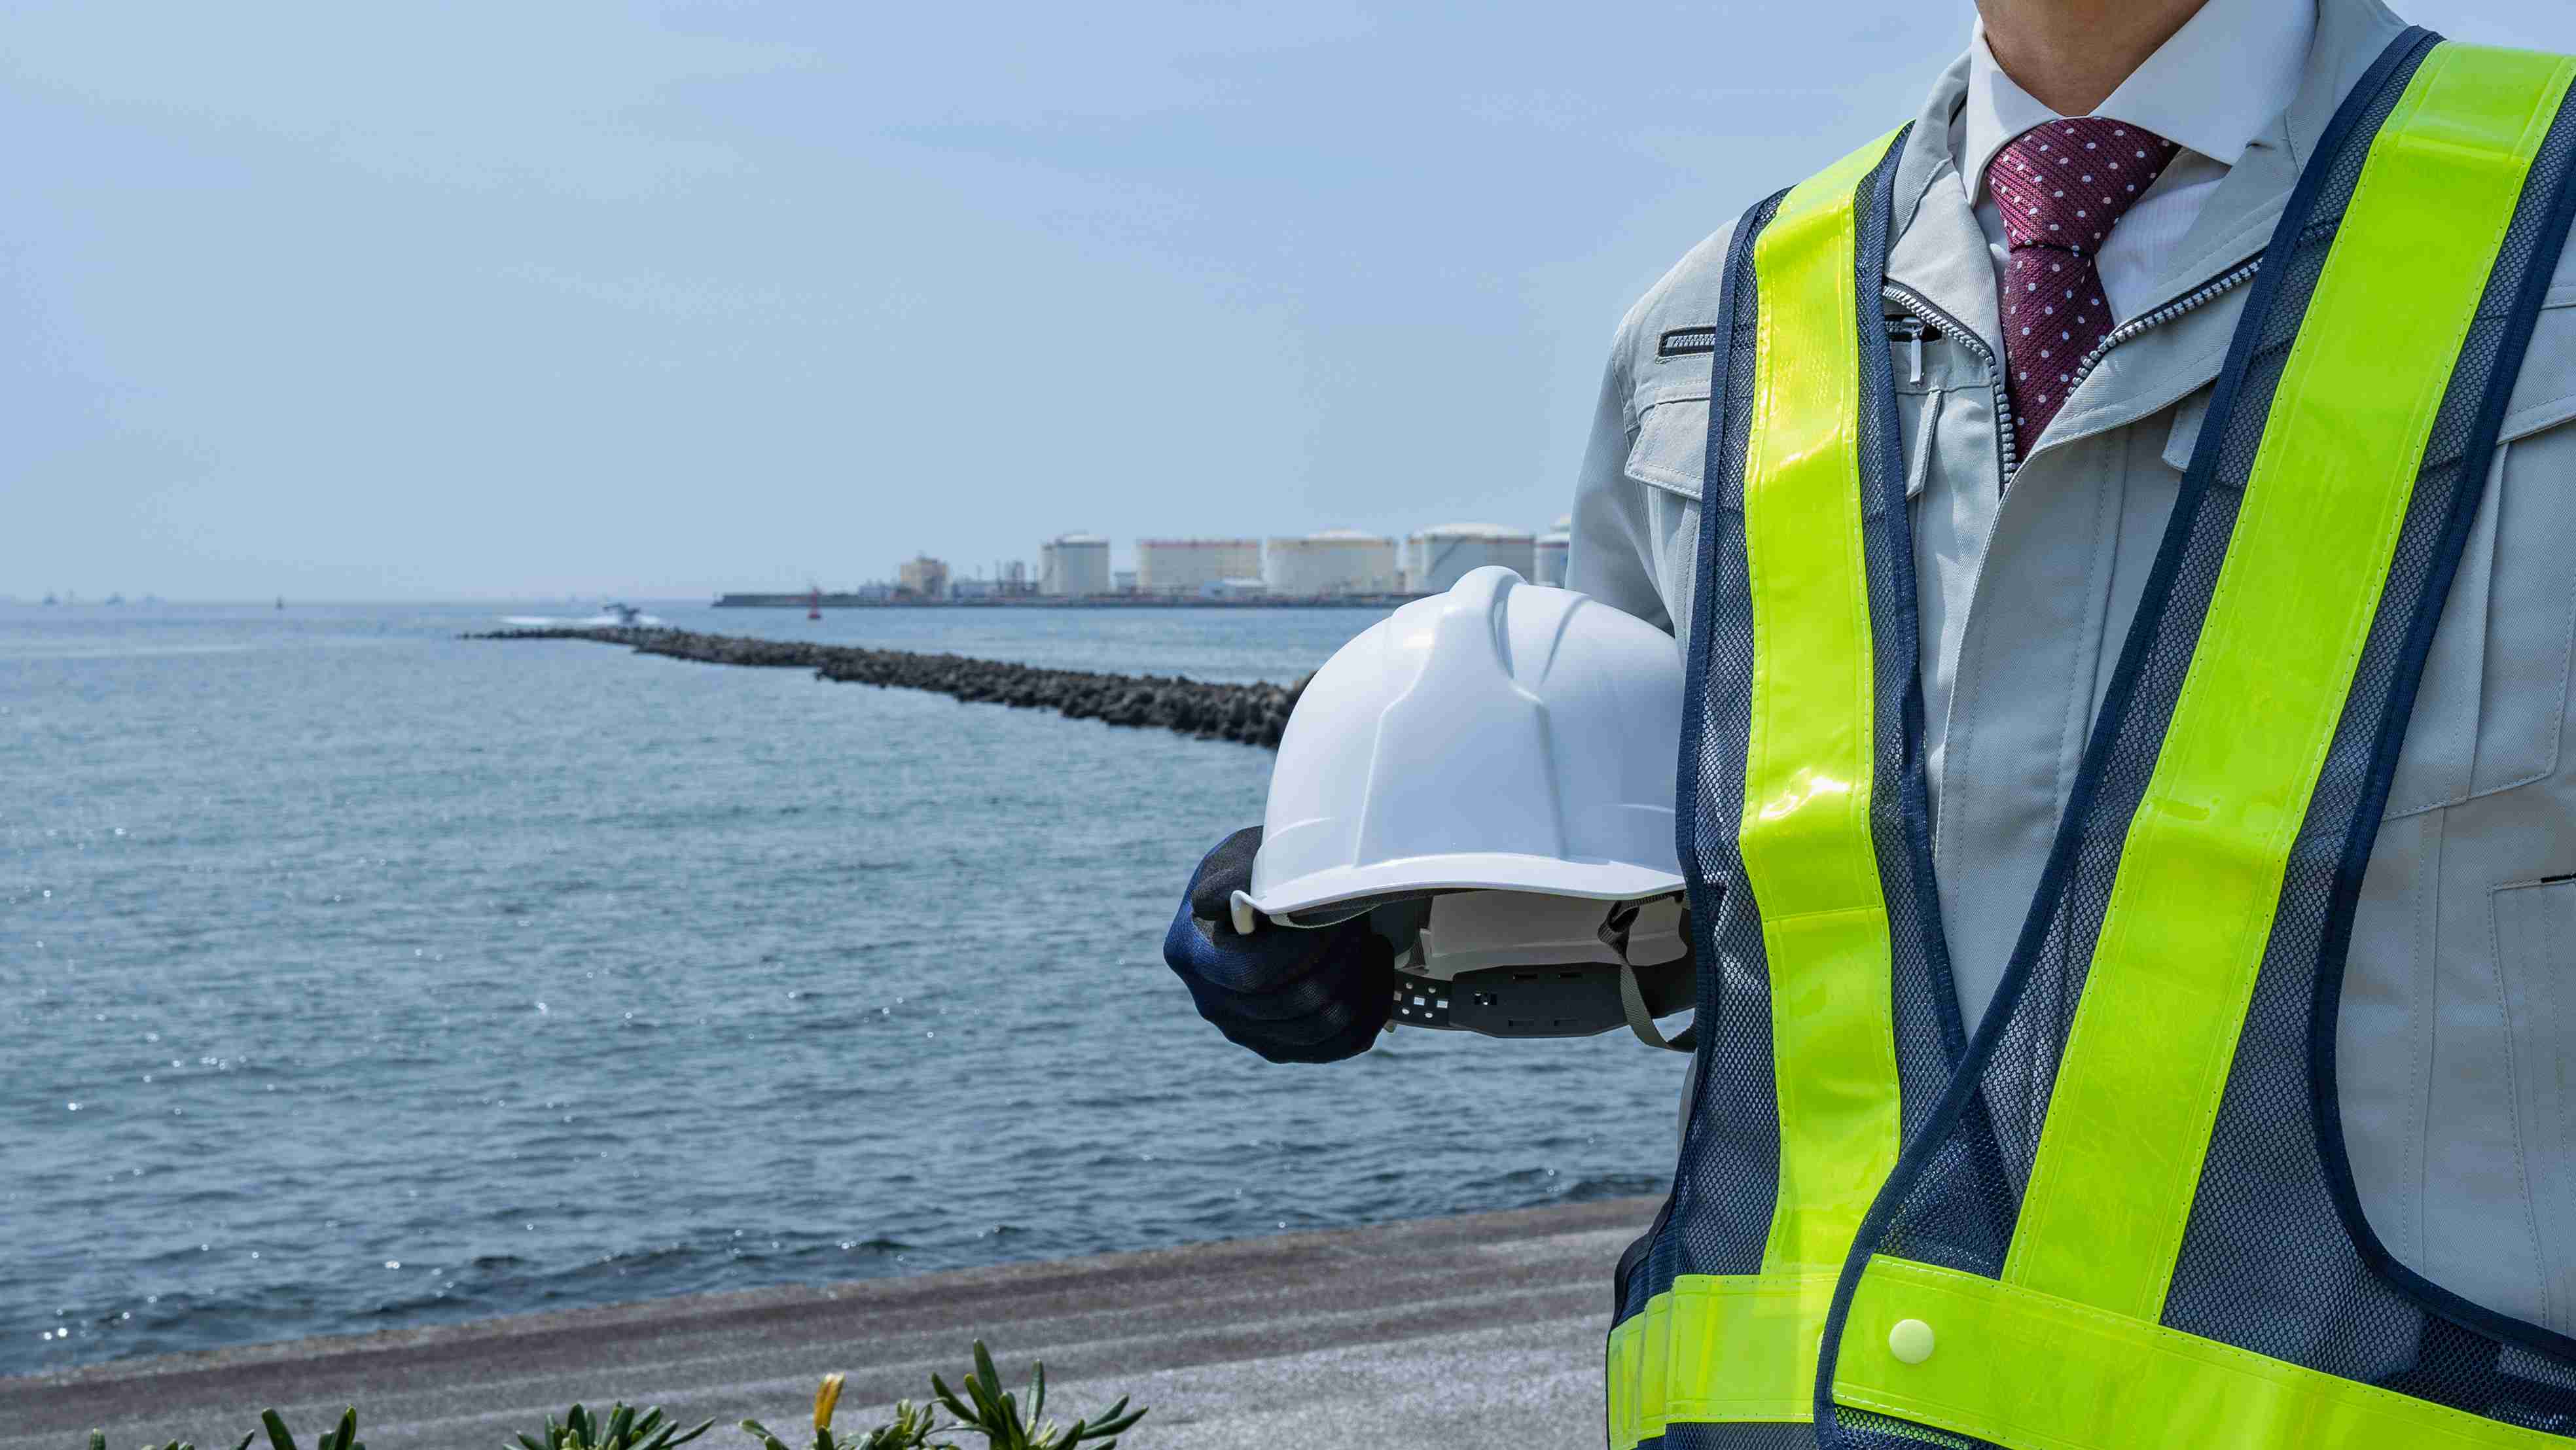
[960,1368,1005,1426]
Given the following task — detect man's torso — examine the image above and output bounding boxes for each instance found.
[1571,0,2576,1338]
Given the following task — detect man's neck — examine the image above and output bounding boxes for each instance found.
[1977,0,2214,115]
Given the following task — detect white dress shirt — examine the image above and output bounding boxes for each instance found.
[1950,0,2315,322]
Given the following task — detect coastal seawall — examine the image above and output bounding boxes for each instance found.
[468,627,1307,748]
[2,1197,1648,1450]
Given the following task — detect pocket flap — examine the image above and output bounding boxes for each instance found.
[1623,394,1711,504]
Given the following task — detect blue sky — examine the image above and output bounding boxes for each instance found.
[7,1,2573,599]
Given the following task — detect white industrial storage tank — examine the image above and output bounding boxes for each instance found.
[1534,513,1572,586]
[1406,523,1537,595]
[1263,529,1399,597]
[1137,538,1262,594]
[1039,533,1113,596]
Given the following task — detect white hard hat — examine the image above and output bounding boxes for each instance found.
[1235,567,1692,1046]
[1241,565,1685,925]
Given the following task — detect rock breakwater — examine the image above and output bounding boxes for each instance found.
[467,627,1304,748]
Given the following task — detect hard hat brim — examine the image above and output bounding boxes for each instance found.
[1245,851,1685,921]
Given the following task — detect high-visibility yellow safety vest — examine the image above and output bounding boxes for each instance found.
[1611,29,2576,1450]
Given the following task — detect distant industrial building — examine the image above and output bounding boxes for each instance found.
[953,560,1035,599]
[1407,523,1537,594]
[1264,529,1400,596]
[897,555,950,599]
[1040,533,1113,596]
[1535,514,1571,586]
[1138,538,1261,595]
[1112,569,1138,593]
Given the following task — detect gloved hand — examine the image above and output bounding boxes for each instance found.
[1162,825,1393,1063]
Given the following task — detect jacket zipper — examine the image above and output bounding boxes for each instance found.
[1882,255,2263,490]
[1887,315,1932,383]
[1882,283,2020,481]
[2055,257,2264,407]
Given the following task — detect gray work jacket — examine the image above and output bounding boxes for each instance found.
[1571,0,2576,1337]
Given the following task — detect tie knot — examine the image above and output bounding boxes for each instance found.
[1987,118,2179,256]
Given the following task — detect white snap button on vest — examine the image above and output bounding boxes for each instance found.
[1888,1318,1936,1365]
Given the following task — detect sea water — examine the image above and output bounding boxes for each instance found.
[1,601,1679,1373]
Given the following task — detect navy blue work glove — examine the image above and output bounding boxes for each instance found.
[1162,826,1393,1064]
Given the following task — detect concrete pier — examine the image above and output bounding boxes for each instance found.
[1,1197,1652,1450]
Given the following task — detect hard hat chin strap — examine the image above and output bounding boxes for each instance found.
[1600,902,1695,1053]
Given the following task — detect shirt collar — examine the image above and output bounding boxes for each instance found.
[1959,0,2314,202]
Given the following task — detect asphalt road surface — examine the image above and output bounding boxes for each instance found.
[5,1197,1653,1450]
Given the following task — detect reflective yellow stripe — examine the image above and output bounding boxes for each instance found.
[1999,41,2576,1321]
[1740,126,1908,1277]
[1605,1271,1838,1449]
[1838,1256,2576,1449]
[1605,126,1903,1447]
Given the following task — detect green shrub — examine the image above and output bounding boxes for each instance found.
[930,1341,1146,1450]
[78,1340,1145,1450]
[744,1344,1147,1450]
[510,1404,713,1450]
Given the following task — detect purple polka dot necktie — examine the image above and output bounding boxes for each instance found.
[1984,118,2180,442]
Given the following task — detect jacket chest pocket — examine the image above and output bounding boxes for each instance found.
[1625,317,1972,514]
[2382,423,2576,818]
[1622,359,1968,645]
[1622,388,1714,634]
[2385,302,2576,817]
[2166,397,2576,819]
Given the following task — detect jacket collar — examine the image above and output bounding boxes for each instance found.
[1885,0,2416,459]
[1888,51,1992,349]
[2134,0,2408,313]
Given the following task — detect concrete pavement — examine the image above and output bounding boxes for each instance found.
[3,1197,1654,1449]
